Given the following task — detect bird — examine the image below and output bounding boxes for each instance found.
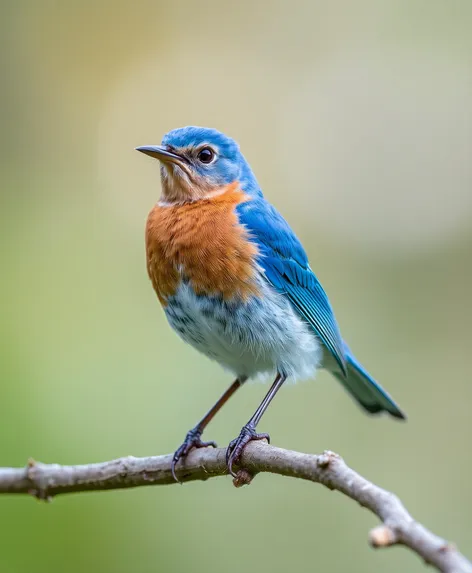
[136,126,406,481]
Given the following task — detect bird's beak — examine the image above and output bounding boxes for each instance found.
[135,145,186,166]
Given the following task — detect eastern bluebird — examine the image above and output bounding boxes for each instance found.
[137,126,405,480]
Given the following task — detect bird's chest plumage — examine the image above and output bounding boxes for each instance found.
[145,184,259,305]
[145,184,322,380]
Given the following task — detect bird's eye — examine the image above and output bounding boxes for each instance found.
[197,147,215,164]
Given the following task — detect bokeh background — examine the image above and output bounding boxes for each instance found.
[1,1,471,572]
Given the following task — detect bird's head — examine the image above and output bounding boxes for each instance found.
[137,126,261,203]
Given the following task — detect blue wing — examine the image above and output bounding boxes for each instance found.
[237,198,347,376]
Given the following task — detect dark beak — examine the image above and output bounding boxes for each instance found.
[135,145,185,166]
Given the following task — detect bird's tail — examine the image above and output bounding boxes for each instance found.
[331,343,406,420]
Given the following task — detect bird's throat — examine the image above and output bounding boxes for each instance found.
[160,166,221,204]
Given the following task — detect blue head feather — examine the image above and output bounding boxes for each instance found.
[161,126,262,197]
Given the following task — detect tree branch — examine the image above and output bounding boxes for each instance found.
[0,442,469,573]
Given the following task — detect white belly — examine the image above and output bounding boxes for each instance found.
[164,280,322,381]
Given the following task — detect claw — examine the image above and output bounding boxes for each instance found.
[225,424,270,477]
[171,428,217,482]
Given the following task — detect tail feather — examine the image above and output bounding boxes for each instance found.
[331,343,406,420]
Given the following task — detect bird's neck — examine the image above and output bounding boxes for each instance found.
[160,168,226,205]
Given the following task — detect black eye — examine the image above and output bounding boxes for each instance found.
[197,147,215,164]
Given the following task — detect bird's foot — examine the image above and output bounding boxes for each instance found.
[171,428,217,482]
[226,424,270,477]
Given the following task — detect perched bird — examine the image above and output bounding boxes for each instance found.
[137,126,405,480]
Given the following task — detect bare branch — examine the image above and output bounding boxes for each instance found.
[0,442,469,573]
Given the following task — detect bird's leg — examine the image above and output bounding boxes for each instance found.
[226,372,287,477]
[171,376,247,481]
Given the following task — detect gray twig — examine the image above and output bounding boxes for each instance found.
[0,442,469,573]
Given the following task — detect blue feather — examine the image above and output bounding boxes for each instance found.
[237,198,406,419]
[332,343,406,419]
[237,198,347,376]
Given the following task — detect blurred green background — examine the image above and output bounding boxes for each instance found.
[1,1,471,572]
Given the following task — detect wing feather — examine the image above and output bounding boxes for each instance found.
[237,199,347,375]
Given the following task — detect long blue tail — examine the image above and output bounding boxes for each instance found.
[331,342,406,420]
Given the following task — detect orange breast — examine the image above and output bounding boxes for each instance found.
[145,183,260,305]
